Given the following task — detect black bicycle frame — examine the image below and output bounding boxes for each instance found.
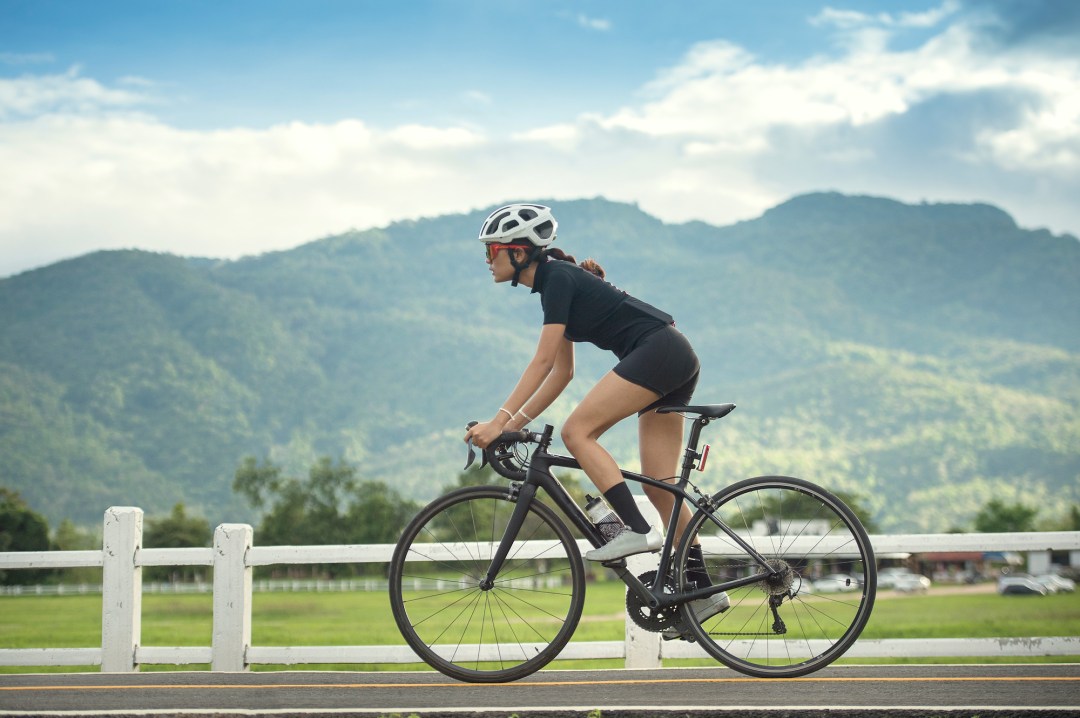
[480,421,780,611]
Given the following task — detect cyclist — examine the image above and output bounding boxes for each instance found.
[464,203,728,626]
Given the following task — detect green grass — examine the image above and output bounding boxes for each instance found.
[1,582,1077,673]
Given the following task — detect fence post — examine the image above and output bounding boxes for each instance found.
[101,507,143,672]
[212,524,253,671]
[624,553,662,668]
[624,496,663,668]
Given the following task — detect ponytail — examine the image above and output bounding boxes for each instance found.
[544,247,606,280]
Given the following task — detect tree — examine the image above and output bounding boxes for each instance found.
[233,456,419,576]
[52,518,100,584]
[144,503,210,548]
[1067,505,1080,531]
[833,491,879,534]
[973,498,1038,533]
[232,456,285,510]
[743,488,878,534]
[347,482,419,544]
[143,503,211,582]
[0,487,51,585]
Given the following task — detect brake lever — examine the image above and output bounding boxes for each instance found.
[464,421,489,470]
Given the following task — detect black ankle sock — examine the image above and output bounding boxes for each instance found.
[602,483,651,533]
[687,544,712,587]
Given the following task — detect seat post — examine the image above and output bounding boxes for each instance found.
[679,416,710,478]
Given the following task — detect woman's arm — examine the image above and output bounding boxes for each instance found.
[506,336,573,429]
[466,324,571,447]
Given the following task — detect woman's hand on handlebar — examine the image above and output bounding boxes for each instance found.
[464,420,506,449]
[465,412,531,448]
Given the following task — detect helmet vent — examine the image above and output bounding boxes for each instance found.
[534,220,554,240]
[519,209,538,221]
[503,219,520,231]
[485,211,511,236]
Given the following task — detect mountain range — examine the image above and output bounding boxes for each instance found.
[1,192,1077,532]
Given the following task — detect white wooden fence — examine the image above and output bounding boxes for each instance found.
[1,506,1078,672]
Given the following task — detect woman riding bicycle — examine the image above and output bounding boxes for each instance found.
[463,203,727,622]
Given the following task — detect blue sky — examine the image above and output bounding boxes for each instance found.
[1,0,1078,276]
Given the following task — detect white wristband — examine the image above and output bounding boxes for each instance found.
[497,407,514,421]
[517,408,534,422]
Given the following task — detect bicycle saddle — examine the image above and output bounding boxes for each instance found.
[655,403,736,419]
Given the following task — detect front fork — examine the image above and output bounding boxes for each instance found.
[479,481,538,590]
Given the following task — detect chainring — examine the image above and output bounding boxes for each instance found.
[626,570,680,632]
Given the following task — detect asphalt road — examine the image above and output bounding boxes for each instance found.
[2,664,1078,716]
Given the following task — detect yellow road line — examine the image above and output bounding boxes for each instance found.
[3,675,1080,692]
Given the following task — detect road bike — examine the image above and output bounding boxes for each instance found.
[388,404,876,683]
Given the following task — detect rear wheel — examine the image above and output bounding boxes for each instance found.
[388,485,586,682]
[675,476,876,677]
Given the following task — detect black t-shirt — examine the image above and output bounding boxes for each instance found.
[531,259,673,358]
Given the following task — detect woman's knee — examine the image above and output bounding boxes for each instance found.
[642,483,669,503]
[560,420,587,451]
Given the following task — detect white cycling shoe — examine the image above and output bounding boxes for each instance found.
[585,527,663,562]
[662,591,730,641]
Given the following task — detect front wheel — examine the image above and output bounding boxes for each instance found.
[675,476,876,678]
[388,485,586,682]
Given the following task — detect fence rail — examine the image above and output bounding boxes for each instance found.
[1,506,1078,672]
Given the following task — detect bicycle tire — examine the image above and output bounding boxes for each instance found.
[388,485,586,682]
[674,475,876,678]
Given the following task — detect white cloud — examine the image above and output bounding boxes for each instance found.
[810,1,959,29]
[384,124,484,150]
[527,9,1079,240]
[576,14,611,32]
[0,113,493,274]
[0,66,148,119]
[1,2,1078,277]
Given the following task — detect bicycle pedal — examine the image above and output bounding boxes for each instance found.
[662,628,697,643]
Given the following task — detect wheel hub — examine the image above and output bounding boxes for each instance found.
[759,558,795,596]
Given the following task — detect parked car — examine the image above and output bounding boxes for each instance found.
[893,572,932,593]
[997,576,1048,596]
[813,574,860,593]
[877,567,921,590]
[1035,574,1076,594]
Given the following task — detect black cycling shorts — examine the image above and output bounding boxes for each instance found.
[612,325,700,415]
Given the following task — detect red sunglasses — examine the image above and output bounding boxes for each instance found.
[485,243,521,262]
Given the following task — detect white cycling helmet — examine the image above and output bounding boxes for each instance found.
[478,203,558,247]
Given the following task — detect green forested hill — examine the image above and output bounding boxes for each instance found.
[1,193,1077,532]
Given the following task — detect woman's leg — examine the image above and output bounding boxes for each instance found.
[566,371,667,560]
[561,370,660,494]
[638,409,695,540]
